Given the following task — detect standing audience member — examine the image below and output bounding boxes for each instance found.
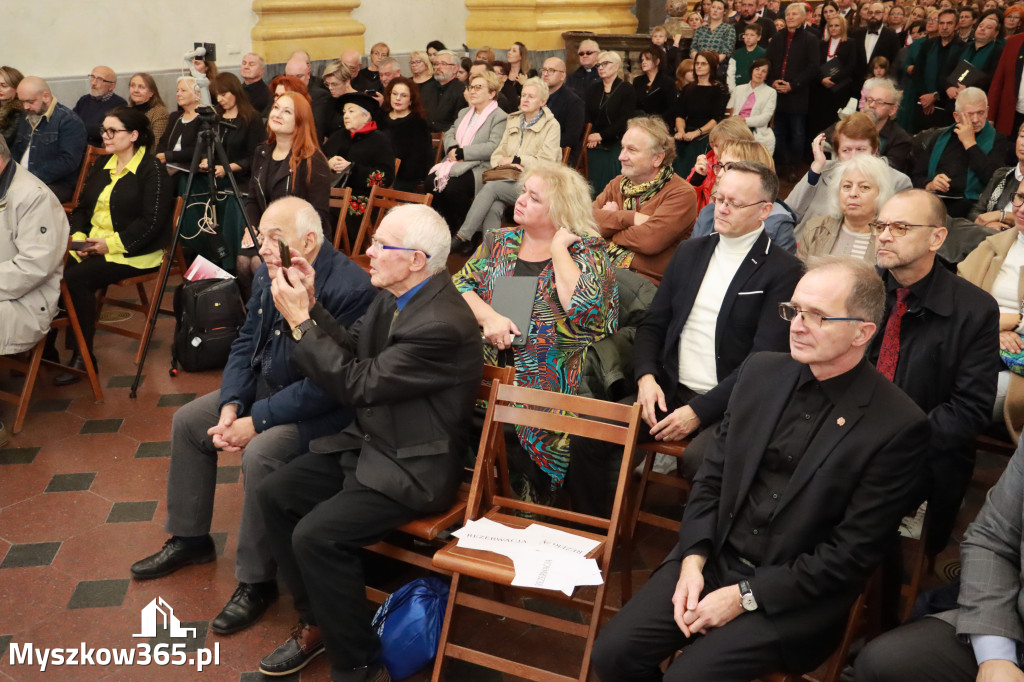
[728,24,769,91]
[59,108,170,382]
[735,0,777,48]
[988,30,1024,136]
[12,76,87,203]
[454,162,618,502]
[74,66,127,147]
[0,134,70,443]
[420,50,467,133]
[812,15,858,137]
[908,8,962,131]
[541,57,586,164]
[1005,6,1024,39]
[258,204,482,680]
[949,10,1004,93]
[766,3,822,180]
[127,73,168,145]
[241,53,270,114]
[913,87,1013,218]
[321,60,356,139]
[691,0,738,63]
[0,66,24,147]
[868,189,999,556]
[592,116,698,280]
[671,52,730,177]
[728,58,777,153]
[129,196,375,636]
[505,42,537,92]
[585,51,638,194]
[633,46,677,126]
[428,71,507,234]
[853,2,903,77]
[567,39,603,98]
[382,77,434,193]
[956,6,978,43]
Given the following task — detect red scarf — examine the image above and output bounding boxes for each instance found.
[350,120,377,138]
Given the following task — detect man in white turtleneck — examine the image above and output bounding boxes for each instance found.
[566,161,804,515]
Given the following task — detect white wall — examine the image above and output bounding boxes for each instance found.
[353,0,468,55]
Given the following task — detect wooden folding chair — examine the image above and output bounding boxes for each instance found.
[62,146,106,215]
[431,132,445,165]
[350,185,433,265]
[363,364,514,603]
[561,146,572,165]
[330,186,353,253]
[394,157,401,177]
[575,123,592,180]
[0,252,104,433]
[94,197,186,365]
[431,384,642,682]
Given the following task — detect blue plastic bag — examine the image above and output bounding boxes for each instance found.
[371,577,449,679]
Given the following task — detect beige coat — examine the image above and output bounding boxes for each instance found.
[0,162,70,354]
[489,107,561,169]
[796,215,877,265]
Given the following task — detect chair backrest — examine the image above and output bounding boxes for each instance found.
[431,132,444,165]
[575,122,592,178]
[350,185,433,256]
[561,146,572,165]
[394,157,401,177]
[329,186,354,253]
[64,145,106,212]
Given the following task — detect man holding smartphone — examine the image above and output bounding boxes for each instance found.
[912,87,1014,217]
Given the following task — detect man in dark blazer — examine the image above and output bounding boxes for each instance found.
[566,162,803,515]
[767,3,822,178]
[868,189,999,555]
[257,204,484,681]
[853,443,1024,682]
[853,2,903,77]
[592,257,929,681]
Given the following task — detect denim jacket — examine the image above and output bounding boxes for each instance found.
[11,102,87,194]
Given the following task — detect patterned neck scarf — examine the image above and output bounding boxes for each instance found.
[620,164,673,211]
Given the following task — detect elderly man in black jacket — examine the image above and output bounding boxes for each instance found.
[869,189,1000,555]
[258,203,483,682]
[420,50,467,132]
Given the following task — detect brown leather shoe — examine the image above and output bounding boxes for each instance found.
[259,622,324,676]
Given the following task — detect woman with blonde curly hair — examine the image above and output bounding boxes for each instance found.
[453,160,618,502]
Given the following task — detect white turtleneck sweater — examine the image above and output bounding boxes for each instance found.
[678,227,765,393]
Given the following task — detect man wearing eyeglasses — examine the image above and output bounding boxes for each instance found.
[567,39,602,98]
[11,77,87,203]
[567,161,802,514]
[257,204,483,680]
[541,57,585,164]
[823,78,914,175]
[421,50,467,132]
[868,189,999,558]
[73,66,126,147]
[593,256,930,681]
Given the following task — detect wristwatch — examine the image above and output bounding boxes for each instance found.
[739,580,758,611]
[290,318,316,341]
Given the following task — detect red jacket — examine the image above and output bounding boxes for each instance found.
[988,33,1024,136]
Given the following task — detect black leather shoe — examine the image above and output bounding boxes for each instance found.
[260,623,325,676]
[54,353,91,387]
[130,536,216,580]
[450,235,476,257]
[210,580,278,635]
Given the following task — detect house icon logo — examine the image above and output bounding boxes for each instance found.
[132,597,197,638]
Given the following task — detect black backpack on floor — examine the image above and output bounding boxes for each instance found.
[171,279,246,373]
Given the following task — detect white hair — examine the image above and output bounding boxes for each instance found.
[828,154,896,220]
[863,77,901,105]
[392,204,451,273]
[955,87,988,112]
[266,196,324,247]
[176,76,201,98]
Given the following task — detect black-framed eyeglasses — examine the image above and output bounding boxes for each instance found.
[540,68,565,74]
[596,61,615,68]
[1012,193,1024,208]
[370,237,430,258]
[710,193,767,211]
[868,221,937,237]
[578,50,597,56]
[863,97,895,106]
[711,162,735,174]
[778,303,866,327]
[99,127,128,137]
[89,74,115,84]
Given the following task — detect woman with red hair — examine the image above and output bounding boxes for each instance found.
[238,92,330,295]
[267,75,313,107]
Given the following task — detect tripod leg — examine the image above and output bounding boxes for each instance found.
[211,136,262,264]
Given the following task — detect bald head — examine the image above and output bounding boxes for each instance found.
[542,57,567,90]
[17,77,51,115]
[284,57,311,85]
[341,49,362,74]
[258,196,324,276]
[88,65,117,97]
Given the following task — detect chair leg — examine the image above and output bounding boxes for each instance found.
[135,282,149,308]
[431,572,462,682]
[134,258,172,365]
[62,283,103,404]
[11,341,45,434]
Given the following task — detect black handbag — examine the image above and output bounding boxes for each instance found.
[171,279,246,373]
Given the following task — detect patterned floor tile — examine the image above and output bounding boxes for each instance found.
[45,472,97,493]
[67,578,130,609]
[0,542,61,569]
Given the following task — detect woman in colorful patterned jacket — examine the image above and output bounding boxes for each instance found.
[453,161,618,503]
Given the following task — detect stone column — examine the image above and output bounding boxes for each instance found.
[251,0,365,63]
[465,0,639,51]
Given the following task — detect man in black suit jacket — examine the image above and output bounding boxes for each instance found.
[592,257,929,681]
[566,162,803,514]
[869,189,999,555]
[737,0,777,48]
[258,204,484,681]
[853,3,903,77]
[767,3,822,176]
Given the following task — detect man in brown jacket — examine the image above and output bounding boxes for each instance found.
[593,115,698,281]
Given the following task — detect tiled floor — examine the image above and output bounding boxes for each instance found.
[0,279,1011,682]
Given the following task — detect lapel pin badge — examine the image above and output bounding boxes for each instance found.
[836,417,846,427]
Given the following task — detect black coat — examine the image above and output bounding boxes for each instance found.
[242,80,270,114]
[70,152,173,256]
[632,230,804,426]
[584,78,639,147]
[295,272,484,513]
[157,111,201,166]
[382,114,434,190]
[853,26,903,77]
[245,144,332,237]
[633,71,678,126]
[766,28,822,113]
[323,128,395,195]
[215,113,265,183]
[546,86,586,162]
[672,351,928,672]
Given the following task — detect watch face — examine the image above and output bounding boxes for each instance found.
[292,326,303,341]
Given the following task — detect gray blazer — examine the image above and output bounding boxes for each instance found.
[934,441,1024,647]
[441,105,508,193]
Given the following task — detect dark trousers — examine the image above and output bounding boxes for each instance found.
[258,450,419,676]
[62,256,158,354]
[773,112,808,171]
[592,558,785,682]
[428,172,476,234]
[853,616,977,682]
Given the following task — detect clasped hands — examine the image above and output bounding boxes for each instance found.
[672,555,745,637]
[637,374,701,441]
[270,255,317,329]
[208,404,256,452]
[771,79,791,94]
[74,237,109,258]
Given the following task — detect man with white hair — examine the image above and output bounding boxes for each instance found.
[912,87,1014,217]
[12,76,87,203]
[73,66,126,146]
[567,38,602,98]
[240,52,269,113]
[823,78,914,174]
[0,134,69,446]
[129,197,376,636]
[421,49,467,132]
[258,203,483,680]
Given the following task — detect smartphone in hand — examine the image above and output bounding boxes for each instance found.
[278,238,292,284]
[70,240,89,251]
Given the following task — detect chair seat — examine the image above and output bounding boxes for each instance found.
[432,510,606,584]
[637,438,687,457]
[395,487,469,540]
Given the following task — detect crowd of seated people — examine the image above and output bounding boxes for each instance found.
[8,2,1024,676]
